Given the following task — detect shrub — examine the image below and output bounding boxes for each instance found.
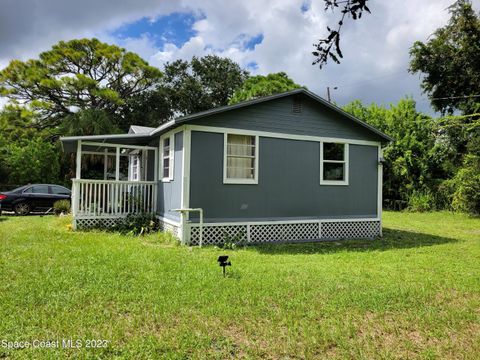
[451,155,480,215]
[407,191,435,212]
[53,200,71,215]
[114,213,159,236]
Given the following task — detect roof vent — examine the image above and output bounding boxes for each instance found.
[292,96,302,113]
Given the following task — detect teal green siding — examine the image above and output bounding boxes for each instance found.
[189,131,378,222]
[190,95,383,142]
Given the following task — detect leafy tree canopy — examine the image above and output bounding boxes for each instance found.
[5,138,60,185]
[0,38,162,128]
[344,98,443,204]
[229,72,302,104]
[409,0,480,115]
[59,108,121,137]
[161,55,249,116]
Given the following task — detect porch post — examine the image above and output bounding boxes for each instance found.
[72,140,82,230]
[115,146,120,181]
[154,148,159,182]
[76,140,82,179]
[103,149,108,180]
[153,148,158,215]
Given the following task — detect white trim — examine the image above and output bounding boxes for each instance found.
[187,217,380,226]
[61,133,153,141]
[149,120,176,136]
[153,148,159,183]
[80,141,157,151]
[76,140,82,179]
[223,132,259,185]
[156,215,181,227]
[115,147,120,181]
[378,145,384,236]
[320,142,349,186]
[182,128,191,209]
[159,127,185,182]
[187,125,381,147]
[81,150,127,156]
[72,179,156,184]
[160,133,175,182]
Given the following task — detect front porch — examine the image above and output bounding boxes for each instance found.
[63,136,159,229]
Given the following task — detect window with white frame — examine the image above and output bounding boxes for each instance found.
[320,142,349,185]
[161,135,174,181]
[130,155,140,181]
[224,133,258,184]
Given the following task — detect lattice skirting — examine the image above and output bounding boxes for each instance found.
[74,217,181,237]
[187,219,381,246]
[74,217,122,229]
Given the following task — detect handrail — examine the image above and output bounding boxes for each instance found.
[71,179,157,221]
[72,179,156,185]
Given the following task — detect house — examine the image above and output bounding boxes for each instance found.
[60,89,392,245]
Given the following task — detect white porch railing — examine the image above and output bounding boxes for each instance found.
[72,179,157,218]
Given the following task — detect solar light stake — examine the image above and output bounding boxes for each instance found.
[217,255,231,277]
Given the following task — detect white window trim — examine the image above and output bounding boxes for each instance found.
[160,133,175,182]
[320,141,349,186]
[129,154,140,181]
[223,132,259,185]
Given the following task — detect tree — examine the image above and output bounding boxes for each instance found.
[119,87,172,129]
[59,108,120,137]
[5,138,60,185]
[161,55,249,116]
[343,98,443,208]
[229,72,302,104]
[409,0,480,195]
[0,38,162,128]
[313,0,371,68]
[409,0,480,115]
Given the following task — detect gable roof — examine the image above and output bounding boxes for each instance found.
[61,89,392,152]
[150,88,392,142]
[128,125,156,134]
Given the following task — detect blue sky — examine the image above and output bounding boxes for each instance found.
[111,12,201,48]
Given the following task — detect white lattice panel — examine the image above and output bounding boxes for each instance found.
[189,224,247,246]
[321,221,380,239]
[75,217,120,229]
[187,220,381,245]
[250,222,319,242]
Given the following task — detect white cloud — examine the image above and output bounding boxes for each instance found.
[1,0,478,114]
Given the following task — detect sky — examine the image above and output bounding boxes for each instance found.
[1,0,479,114]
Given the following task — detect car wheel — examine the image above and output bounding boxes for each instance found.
[14,202,31,215]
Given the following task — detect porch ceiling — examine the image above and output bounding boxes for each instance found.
[60,134,154,153]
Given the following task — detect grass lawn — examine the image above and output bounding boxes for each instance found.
[0,212,479,359]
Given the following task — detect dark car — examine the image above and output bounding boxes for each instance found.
[0,184,71,215]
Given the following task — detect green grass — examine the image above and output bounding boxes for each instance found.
[0,212,479,359]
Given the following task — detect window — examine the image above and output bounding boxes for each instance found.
[50,186,70,195]
[161,135,174,181]
[320,142,349,185]
[25,185,49,194]
[130,155,140,181]
[224,133,258,184]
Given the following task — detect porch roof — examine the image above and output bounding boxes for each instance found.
[60,133,153,153]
